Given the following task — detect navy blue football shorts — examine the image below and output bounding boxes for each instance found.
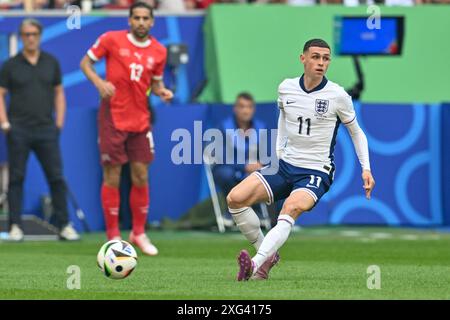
[253,159,332,207]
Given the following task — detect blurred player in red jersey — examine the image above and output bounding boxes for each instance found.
[80,2,173,256]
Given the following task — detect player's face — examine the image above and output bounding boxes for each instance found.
[20,24,41,52]
[129,8,154,39]
[234,98,255,124]
[300,47,331,78]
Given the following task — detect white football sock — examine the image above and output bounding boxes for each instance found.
[229,206,264,250]
[252,214,295,270]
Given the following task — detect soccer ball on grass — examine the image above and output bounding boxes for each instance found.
[97,240,138,279]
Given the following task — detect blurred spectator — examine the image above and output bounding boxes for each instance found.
[383,0,413,5]
[102,0,132,9]
[1,0,450,9]
[208,92,267,226]
[211,92,266,197]
[24,0,49,10]
[185,0,243,9]
[0,0,23,9]
[158,0,186,11]
[185,0,215,8]
[0,0,82,10]
[93,0,110,8]
[283,0,316,5]
[317,0,433,4]
[48,0,81,8]
[138,0,157,8]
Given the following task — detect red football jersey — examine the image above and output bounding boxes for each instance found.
[87,30,167,132]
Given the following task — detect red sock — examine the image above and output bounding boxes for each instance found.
[101,184,120,240]
[130,184,149,236]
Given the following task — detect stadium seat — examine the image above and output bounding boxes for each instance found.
[203,153,271,233]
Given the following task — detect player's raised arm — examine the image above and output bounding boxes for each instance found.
[337,94,375,200]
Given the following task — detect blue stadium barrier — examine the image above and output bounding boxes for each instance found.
[442,103,450,226]
[16,102,448,231]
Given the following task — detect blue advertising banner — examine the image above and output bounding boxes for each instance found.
[17,102,448,231]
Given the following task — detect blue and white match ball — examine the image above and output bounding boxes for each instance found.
[97,240,138,279]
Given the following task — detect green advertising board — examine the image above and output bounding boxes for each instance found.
[200,5,450,104]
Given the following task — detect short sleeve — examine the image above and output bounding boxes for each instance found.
[152,48,167,81]
[336,93,356,125]
[0,61,11,90]
[87,32,111,62]
[53,59,62,86]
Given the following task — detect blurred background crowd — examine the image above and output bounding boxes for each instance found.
[1,0,449,11]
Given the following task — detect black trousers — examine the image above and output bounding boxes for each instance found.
[7,125,68,230]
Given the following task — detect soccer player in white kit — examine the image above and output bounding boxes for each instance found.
[227,39,376,281]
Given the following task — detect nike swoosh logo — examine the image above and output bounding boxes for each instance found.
[286,100,296,105]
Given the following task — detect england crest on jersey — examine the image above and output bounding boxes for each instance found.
[315,99,329,115]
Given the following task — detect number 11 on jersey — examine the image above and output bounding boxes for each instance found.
[298,116,311,135]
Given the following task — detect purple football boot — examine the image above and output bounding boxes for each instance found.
[236,249,255,281]
[251,252,280,280]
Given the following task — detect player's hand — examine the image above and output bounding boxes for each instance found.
[159,88,173,102]
[56,122,63,132]
[96,80,116,99]
[0,121,11,134]
[362,170,375,200]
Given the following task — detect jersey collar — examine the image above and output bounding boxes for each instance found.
[299,74,328,94]
[127,33,151,48]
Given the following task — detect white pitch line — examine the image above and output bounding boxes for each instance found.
[358,237,377,243]
[399,234,419,241]
[340,230,363,237]
[369,232,393,239]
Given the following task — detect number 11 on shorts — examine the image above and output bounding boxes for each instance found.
[308,175,322,188]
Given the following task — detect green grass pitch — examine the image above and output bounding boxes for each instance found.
[0,227,449,299]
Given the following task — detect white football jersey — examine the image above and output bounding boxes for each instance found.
[276,76,356,176]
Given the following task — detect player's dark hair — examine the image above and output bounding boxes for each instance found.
[303,39,330,53]
[236,92,255,104]
[129,1,154,18]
